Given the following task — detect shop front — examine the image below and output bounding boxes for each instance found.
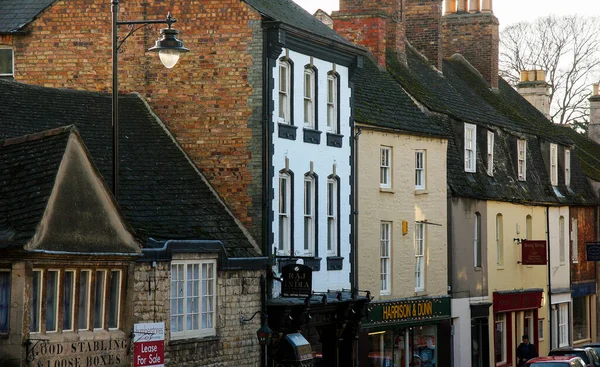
[358,296,451,367]
[571,281,596,346]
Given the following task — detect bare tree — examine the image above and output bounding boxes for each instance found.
[500,15,600,128]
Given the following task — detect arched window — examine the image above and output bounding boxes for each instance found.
[278,57,293,124]
[278,170,293,255]
[303,64,318,129]
[327,176,339,256]
[303,173,317,256]
[326,71,340,133]
[496,214,504,266]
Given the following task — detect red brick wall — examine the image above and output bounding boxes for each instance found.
[405,0,442,70]
[441,12,499,88]
[6,0,263,237]
[571,207,597,282]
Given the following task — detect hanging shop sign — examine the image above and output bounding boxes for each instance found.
[134,322,165,367]
[366,297,451,325]
[281,264,313,297]
[586,243,600,261]
[521,240,547,265]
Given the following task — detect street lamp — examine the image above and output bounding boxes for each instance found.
[111,0,189,200]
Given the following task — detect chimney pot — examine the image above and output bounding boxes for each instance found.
[445,0,457,14]
[520,70,528,82]
[527,70,536,82]
[593,83,599,96]
[536,70,545,81]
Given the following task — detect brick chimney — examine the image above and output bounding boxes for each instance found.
[332,0,406,67]
[442,0,499,88]
[404,0,443,70]
[588,84,600,144]
[517,70,551,119]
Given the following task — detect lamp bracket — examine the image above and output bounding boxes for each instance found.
[116,12,177,51]
[240,311,263,325]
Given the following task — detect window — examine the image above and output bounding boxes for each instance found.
[496,214,504,266]
[565,149,571,186]
[278,60,291,124]
[415,222,425,291]
[171,260,216,339]
[559,216,565,263]
[0,46,13,79]
[474,213,482,268]
[495,313,507,364]
[524,310,534,339]
[487,131,494,175]
[415,150,426,189]
[572,218,578,263]
[327,178,338,256]
[278,172,292,255]
[380,222,391,295]
[304,68,315,128]
[327,72,338,133]
[465,123,476,172]
[538,318,545,341]
[304,175,316,256]
[380,147,391,188]
[550,144,558,186]
[0,271,9,333]
[30,268,122,334]
[573,297,589,341]
[558,303,569,347]
[526,215,532,240]
[518,139,527,181]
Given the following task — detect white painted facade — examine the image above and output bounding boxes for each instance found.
[270,48,353,293]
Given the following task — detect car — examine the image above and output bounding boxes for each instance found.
[583,344,600,358]
[548,347,600,367]
[525,356,587,367]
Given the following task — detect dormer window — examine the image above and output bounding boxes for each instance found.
[487,131,494,176]
[565,149,571,186]
[464,123,476,172]
[0,46,14,80]
[550,144,558,186]
[303,67,316,129]
[278,59,292,124]
[518,139,527,181]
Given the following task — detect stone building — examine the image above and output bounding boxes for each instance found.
[0,80,266,366]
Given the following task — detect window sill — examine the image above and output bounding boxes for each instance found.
[326,132,343,148]
[169,335,220,346]
[278,123,297,140]
[326,256,344,271]
[414,290,427,297]
[474,266,482,271]
[303,128,322,144]
[415,188,428,195]
[497,266,505,270]
[379,187,394,193]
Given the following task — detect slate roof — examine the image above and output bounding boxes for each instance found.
[0,80,260,257]
[353,55,448,137]
[243,0,355,47]
[0,0,55,33]
[386,45,597,205]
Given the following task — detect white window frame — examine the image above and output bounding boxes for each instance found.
[518,139,527,181]
[278,60,291,124]
[170,260,217,340]
[572,218,578,263]
[538,318,545,341]
[327,178,338,256]
[415,222,425,292]
[465,123,477,172]
[550,143,558,186]
[46,270,60,333]
[487,131,494,175]
[496,214,504,266]
[558,303,569,347]
[565,149,571,186]
[0,46,14,78]
[0,270,10,334]
[380,147,392,188]
[327,73,337,133]
[415,150,426,190]
[495,313,507,365]
[559,216,565,264]
[380,222,391,295]
[278,172,292,256]
[303,68,315,128]
[474,213,482,268]
[303,175,316,256]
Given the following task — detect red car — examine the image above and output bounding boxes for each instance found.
[525,356,587,367]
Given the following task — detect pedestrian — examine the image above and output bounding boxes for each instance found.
[516,334,538,367]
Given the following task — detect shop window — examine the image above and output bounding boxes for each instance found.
[559,216,565,263]
[0,270,10,333]
[380,222,391,295]
[327,177,339,256]
[495,313,507,364]
[474,213,482,268]
[573,297,589,342]
[30,268,123,334]
[558,303,569,347]
[0,46,13,80]
[415,222,426,292]
[170,260,216,339]
[496,214,504,266]
[380,147,392,189]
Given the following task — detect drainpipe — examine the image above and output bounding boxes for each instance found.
[353,126,362,367]
[546,205,553,349]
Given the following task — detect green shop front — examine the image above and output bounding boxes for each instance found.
[358,296,451,367]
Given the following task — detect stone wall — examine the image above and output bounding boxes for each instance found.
[133,259,264,366]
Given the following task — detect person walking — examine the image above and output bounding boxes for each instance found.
[517,334,538,367]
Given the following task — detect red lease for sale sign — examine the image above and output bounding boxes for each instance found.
[134,322,165,367]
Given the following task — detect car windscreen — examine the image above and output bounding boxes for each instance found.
[549,351,589,363]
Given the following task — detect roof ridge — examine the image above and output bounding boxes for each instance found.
[1,125,76,148]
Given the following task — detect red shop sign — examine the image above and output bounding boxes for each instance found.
[493,291,542,313]
[522,240,547,265]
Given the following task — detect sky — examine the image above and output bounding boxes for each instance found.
[294,0,600,28]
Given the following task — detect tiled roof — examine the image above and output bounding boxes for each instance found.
[0,80,260,257]
[243,0,355,47]
[353,56,448,137]
[387,45,597,205]
[0,0,55,33]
